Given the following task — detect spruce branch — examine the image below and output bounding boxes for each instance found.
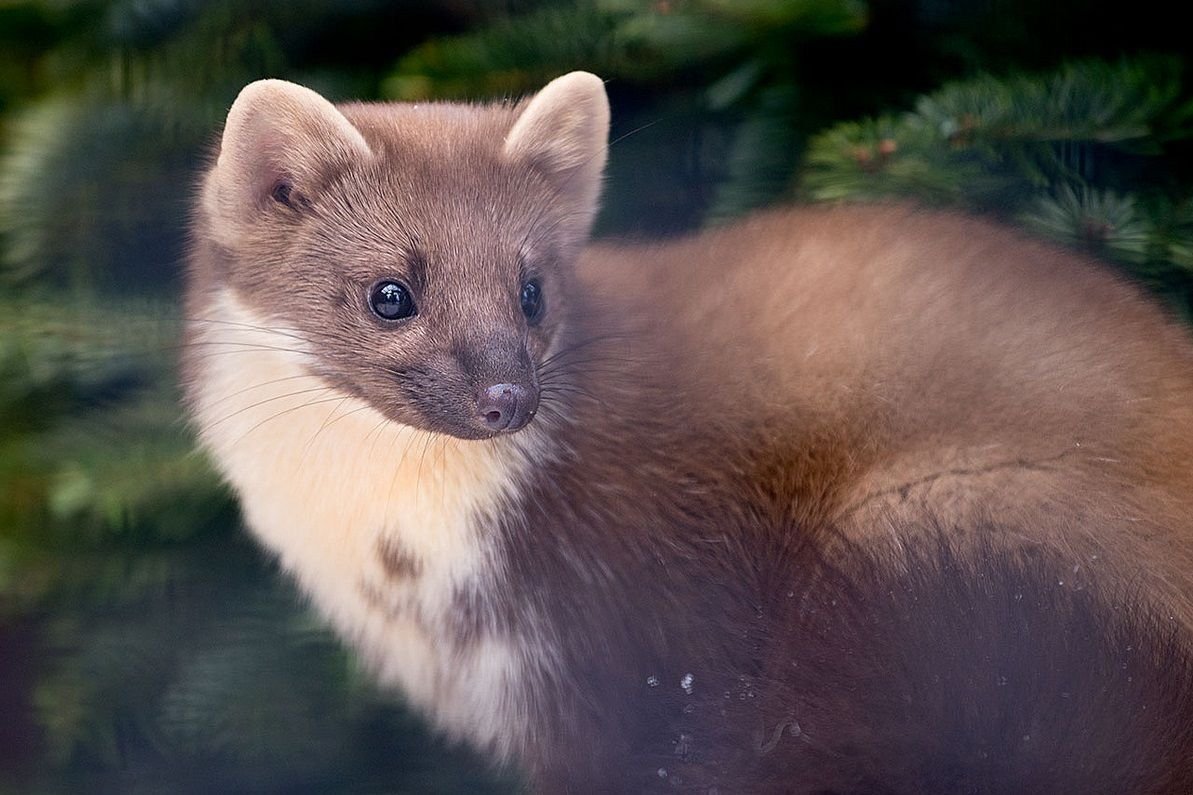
[1020,185,1150,264]
[799,58,1193,308]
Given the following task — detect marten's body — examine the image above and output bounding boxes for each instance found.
[184,73,1193,791]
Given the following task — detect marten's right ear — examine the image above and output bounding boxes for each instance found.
[209,79,371,220]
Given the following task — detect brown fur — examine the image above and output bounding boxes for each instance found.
[185,75,1193,792]
[476,206,1193,789]
[575,206,1193,620]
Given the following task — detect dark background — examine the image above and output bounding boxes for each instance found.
[2,1,1191,791]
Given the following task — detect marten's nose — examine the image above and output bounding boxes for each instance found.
[477,383,538,433]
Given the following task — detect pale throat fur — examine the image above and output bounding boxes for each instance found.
[183,72,611,754]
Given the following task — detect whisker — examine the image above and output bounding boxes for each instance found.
[365,410,398,451]
[174,339,313,355]
[540,385,615,414]
[414,428,436,507]
[203,373,322,409]
[323,401,378,434]
[206,385,336,429]
[538,331,638,368]
[188,315,349,338]
[230,394,350,446]
[608,118,661,149]
[187,316,316,344]
[300,395,352,463]
[384,424,424,510]
[538,361,650,380]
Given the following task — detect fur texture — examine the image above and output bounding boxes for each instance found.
[184,73,1193,791]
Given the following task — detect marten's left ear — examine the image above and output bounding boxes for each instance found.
[503,72,610,233]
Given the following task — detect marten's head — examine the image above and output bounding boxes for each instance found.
[194,72,608,439]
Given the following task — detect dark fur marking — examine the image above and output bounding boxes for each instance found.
[376,536,422,580]
[356,579,397,617]
[356,578,439,638]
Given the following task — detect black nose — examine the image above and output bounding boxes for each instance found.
[476,383,538,433]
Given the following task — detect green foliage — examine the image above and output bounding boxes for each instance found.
[385,0,866,99]
[800,59,1193,314]
[802,59,1191,204]
[0,98,202,290]
[385,2,618,100]
[1020,186,1151,264]
[801,113,1002,204]
[0,296,227,605]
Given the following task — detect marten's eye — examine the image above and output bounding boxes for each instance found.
[369,281,417,321]
[520,280,545,324]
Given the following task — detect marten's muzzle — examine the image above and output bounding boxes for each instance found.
[456,333,539,437]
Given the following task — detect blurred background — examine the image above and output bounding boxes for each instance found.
[1,1,1191,792]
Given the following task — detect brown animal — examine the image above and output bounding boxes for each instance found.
[183,72,1193,792]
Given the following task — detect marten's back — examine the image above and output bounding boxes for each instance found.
[577,203,1193,629]
[583,204,1193,467]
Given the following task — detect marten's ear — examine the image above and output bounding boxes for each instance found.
[503,72,609,233]
[209,79,371,219]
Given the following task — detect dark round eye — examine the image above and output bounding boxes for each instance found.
[369,281,417,321]
[520,279,544,324]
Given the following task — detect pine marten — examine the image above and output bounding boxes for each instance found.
[183,72,1193,792]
